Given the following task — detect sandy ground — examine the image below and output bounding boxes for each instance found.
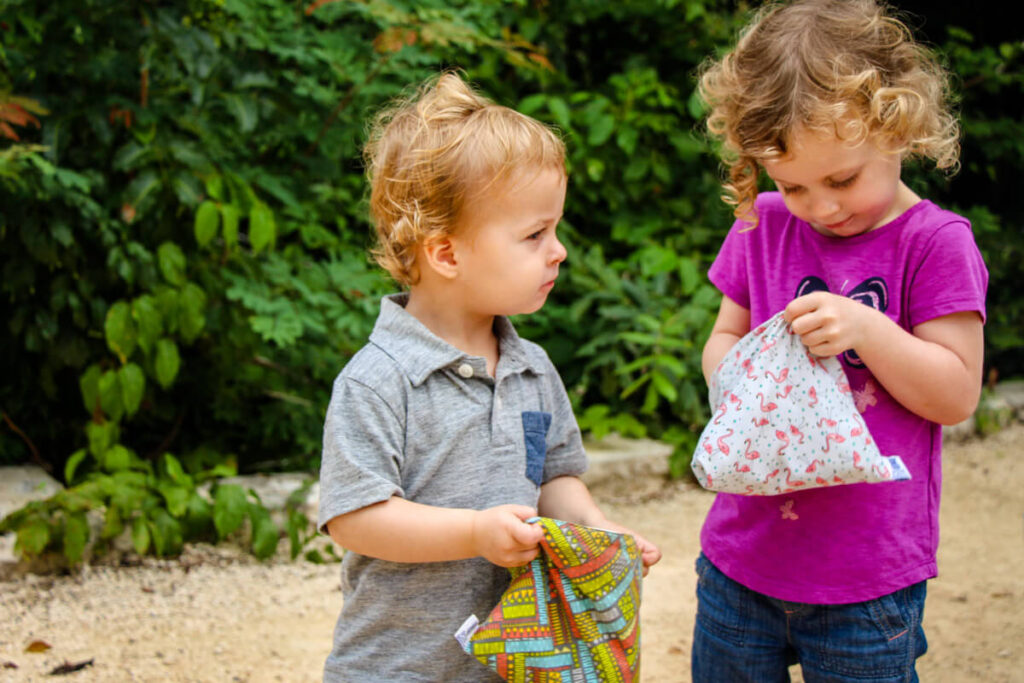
[1,425,1021,682]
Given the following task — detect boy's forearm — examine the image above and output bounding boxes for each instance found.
[325,497,477,563]
[537,475,608,527]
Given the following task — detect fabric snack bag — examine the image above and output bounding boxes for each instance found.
[691,312,910,495]
[456,516,642,682]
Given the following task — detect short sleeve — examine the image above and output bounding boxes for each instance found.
[707,216,754,310]
[908,221,989,327]
[536,356,588,482]
[317,375,405,533]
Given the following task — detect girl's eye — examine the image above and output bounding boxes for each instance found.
[780,185,803,195]
[527,229,544,240]
[830,174,859,189]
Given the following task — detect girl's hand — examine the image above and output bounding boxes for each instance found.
[784,291,877,358]
[471,505,544,568]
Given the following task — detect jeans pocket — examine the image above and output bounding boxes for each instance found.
[821,583,926,678]
[521,411,552,487]
[694,554,749,646]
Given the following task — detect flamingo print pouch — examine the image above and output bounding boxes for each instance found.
[691,312,910,495]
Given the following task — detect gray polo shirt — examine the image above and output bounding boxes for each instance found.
[318,293,587,682]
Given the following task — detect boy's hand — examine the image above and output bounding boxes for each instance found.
[471,505,544,568]
[785,291,877,358]
[596,521,662,576]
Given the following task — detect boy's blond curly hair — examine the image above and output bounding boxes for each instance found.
[698,0,959,225]
[364,71,566,286]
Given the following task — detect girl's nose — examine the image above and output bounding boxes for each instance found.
[810,193,841,223]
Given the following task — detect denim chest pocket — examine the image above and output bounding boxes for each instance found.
[521,411,552,487]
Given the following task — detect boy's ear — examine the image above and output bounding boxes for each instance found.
[419,236,459,280]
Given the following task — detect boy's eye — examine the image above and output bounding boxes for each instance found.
[527,229,544,240]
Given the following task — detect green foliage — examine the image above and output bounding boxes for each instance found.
[1,0,1020,566]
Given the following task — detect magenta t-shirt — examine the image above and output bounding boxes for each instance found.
[702,192,988,604]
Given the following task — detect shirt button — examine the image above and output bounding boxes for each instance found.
[457,363,474,378]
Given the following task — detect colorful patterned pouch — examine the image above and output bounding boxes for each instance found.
[691,312,910,495]
[456,516,642,682]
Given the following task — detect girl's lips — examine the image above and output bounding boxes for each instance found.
[825,217,852,230]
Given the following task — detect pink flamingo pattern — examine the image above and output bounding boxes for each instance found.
[693,312,910,496]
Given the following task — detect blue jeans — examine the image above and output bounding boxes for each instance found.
[692,554,928,682]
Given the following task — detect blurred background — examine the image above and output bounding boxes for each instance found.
[1,0,1020,560]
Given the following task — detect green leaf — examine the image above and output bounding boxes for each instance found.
[157,242,187,286]
[204,174,224,201]
[172,171,204,206]
[154,338,181,389]
[547,96,572,131]
[86,420,118,458]
[151,510,183,556]
[194,200,220,248]
[213,484,248,539]
[183,493,213,537]
[64,448,88,485]
[162,453,190,486]
[103,444,132,472]
[119,363,146,416]
[222,93,259,133]
[102,506,124,540]
[651,370,678,402]
[98,369,125,422]
[249,201,275,253]
[105,301,137,362]
[131,516,150,555]
[178,283,207,343]
[63,513,89,564]
[678,256,700,295]
[79,364,102,414]
[124,169,160,209]
[249,504,279,559]
[132,295,162,355]
[112,142,150,171]
[587,114,616,147]
[157,483,190,518]
[221,204,240,248]
[17,519,50,556]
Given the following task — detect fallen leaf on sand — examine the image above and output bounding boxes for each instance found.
[49,659,94,675]
[25,640,51,653]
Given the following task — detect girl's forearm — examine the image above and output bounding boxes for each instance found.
[702,331,743,385]
[854,309,984,425]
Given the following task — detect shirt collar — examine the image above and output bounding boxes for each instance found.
[368,293,544,386]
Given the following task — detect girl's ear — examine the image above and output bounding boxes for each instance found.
[419,236,459,280]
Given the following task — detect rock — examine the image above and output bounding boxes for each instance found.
[0,466,64,565]
[581,434,674,502]
[993,379,1024,420]
[975,393,1014,436]
[943,416,976,442]
[210,472,320,526]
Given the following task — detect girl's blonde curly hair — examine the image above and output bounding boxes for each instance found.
[364,71,566,286]
[698,0,959,226]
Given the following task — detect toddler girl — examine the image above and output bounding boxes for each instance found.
[693,1,988,680]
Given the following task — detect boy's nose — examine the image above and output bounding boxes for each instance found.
[550,236,567,264]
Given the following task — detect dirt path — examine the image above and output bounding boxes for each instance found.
[1,426,1021,682]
